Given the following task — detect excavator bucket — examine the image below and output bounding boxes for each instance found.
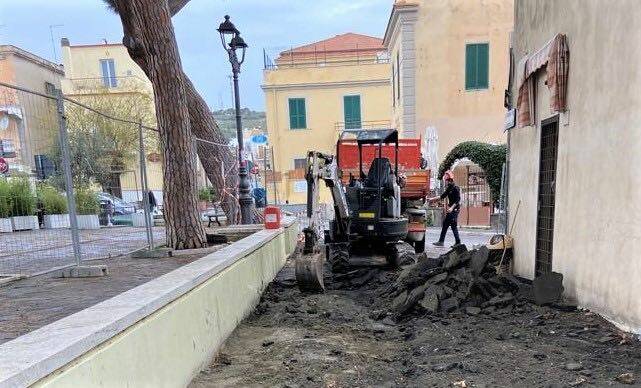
[295,252,325,292]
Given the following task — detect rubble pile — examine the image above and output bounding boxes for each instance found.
[381,245,542,318]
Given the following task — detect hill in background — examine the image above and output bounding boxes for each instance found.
[212,108,266,140]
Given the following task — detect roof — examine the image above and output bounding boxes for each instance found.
[0,45,64,75]
[280,33,384,57]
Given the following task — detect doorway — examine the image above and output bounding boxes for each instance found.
[535,116,559,276]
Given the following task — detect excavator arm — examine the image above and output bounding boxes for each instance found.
[302,151,349,254]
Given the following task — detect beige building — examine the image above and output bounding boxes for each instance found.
[508,0,641,333]
[0,45,64,175]
[60,38,163,203]
[263,33,392,204]
[383,0,513,160]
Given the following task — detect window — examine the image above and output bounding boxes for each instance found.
[343,95,361,129]
[288,98,306,129]
[100,59,117,88]
[293,158,307,170]
[44,82,56,96]
[465,43,489,90]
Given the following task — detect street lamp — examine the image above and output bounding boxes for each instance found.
[217,15,254,224]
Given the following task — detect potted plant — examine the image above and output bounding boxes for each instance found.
[38,185,70,229]
[75,186,100,230]
[0,179,13,233]
[9,177,38,231]
[198,187,213,211]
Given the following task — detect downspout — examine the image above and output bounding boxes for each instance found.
[504,31,515,234]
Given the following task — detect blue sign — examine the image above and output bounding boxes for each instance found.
[251,134,268,144]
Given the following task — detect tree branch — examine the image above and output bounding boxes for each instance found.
[169,0,190,16]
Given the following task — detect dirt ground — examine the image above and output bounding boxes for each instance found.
[191,252,641,388]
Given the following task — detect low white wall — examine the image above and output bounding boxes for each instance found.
[0,217,298,388]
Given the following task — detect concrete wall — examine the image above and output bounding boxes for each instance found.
[263,63,391,204]
[0,218,298,387]
[509,0,641,333]
[385,0,512,159]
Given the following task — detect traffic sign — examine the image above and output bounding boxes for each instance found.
[0,157,8,174]
[251,134,268,144]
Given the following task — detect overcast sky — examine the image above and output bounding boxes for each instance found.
[0,0,391,110]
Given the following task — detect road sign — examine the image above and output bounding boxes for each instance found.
[0,157,8,174]
[251,134,268,144]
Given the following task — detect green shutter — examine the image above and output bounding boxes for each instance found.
[465,43,489,90]
[477,44,489,89]
[465,44,477,89]
[289,98,306,129]
[344,95,361,129]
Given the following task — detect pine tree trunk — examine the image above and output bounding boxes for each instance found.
[127,0,206,249]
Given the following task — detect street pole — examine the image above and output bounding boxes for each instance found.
[232,70,254,224]
[218,15,254,224]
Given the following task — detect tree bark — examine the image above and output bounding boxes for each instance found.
[124,0,206,248]
[109,0,252,224]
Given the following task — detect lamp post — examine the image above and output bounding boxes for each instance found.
[217,15,254,224]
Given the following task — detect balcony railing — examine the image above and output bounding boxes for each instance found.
[65,76,151,95]
[334,120,392,132]
[263,47,390,70]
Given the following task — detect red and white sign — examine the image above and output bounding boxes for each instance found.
[0,157,8,174]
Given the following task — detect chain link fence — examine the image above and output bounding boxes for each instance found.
[0,81,168,278]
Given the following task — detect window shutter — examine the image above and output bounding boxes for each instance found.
[289,98,306,129]
[298,99,306,129]
[344,95,361,129]
[465,44,477,90]
[478,44,489,89]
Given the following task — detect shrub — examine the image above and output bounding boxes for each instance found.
[74,186,100,215]
[0,179,12,218]
[198,187,213,202]
[9,178,36,217]
[37,185,68,214]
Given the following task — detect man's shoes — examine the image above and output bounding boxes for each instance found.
[432,241,444,247]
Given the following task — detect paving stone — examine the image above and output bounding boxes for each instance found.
[565,362,583,371]
[440,297,459,313]
[465,306,481,316]
[469,246,489,277]
[533,272,564,305]
[419,291,439,314]
[615,373,635,385]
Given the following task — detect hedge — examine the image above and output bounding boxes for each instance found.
[438,141,507,204]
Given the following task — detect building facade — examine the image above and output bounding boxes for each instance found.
[383,0,513,161]
[263,33,392,204]
[60,38,164,203]
[0,45,64,175]
[508,0,641,333]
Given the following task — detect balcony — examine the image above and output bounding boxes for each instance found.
[64,76,152,96]
[334,120,392,132]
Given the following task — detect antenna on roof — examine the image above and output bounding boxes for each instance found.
[49,24,64,63]
[102,39,108,44]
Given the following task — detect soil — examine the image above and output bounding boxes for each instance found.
[191,250,641,388]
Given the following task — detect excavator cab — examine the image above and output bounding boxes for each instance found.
[336,129,408,243]
[296,129,418,293]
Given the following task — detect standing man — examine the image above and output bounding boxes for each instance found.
[427,170,461,247]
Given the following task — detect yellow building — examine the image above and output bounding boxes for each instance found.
[60,38,165,203]
[384,0,513,161]
[262,33,392,204]
[0,45,64,175]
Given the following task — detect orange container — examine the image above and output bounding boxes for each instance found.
[264,206,281,229]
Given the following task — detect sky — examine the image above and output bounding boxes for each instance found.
[0,0,391,111]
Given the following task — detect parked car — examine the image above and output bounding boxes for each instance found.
[97,192,136,215]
